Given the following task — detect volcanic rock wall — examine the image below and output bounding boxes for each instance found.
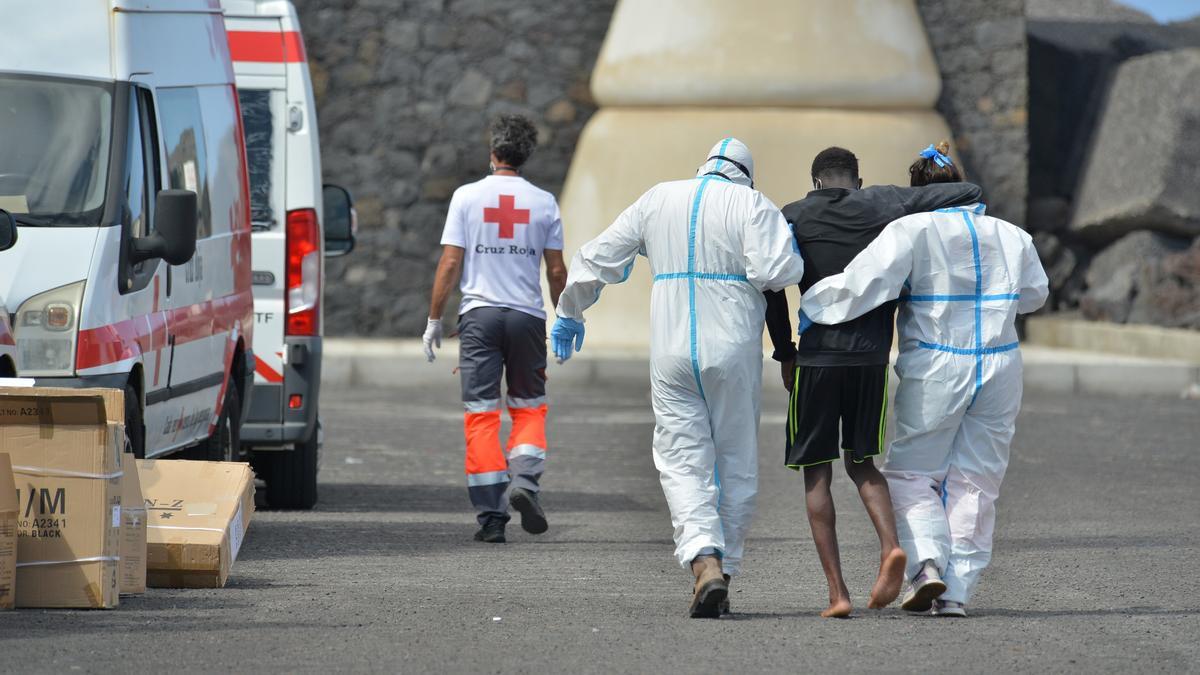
[297,0,1027,337]
[915,0,1028,225]
[295,0,616,336]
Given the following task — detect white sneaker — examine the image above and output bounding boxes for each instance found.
[932,599,967,617]
[900,560,947,613]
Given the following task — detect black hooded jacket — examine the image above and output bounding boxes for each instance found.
[765,183,983,366]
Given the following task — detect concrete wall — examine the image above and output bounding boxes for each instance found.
[299,0,1028,337]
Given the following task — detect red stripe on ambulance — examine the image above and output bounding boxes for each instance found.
[226,30,306,63]
[254,356,284,383]
[75,289,254,371]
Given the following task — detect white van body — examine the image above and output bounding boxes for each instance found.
[0,0,255,459]
[0,309,13,376]
[221,0,355,508]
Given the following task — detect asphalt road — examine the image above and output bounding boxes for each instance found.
[3,368,1199,673]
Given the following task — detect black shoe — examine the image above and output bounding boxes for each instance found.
[509,488,548,534]
[720,574,731,615]
[473,518,506,543]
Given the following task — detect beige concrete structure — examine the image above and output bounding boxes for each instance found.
[592,0,941,108]
[559,0,956,349]
[560,108,955,349]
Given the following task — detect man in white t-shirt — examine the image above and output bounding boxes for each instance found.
[424,115,568,543]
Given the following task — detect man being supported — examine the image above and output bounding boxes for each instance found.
[765,147,982,617]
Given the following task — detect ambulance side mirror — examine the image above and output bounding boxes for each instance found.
[0,209,16,251]
[133,189,198,266]
[322,184,356,257]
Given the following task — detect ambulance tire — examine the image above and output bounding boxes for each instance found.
[195,382,240,462]
[264,418,319,510]
[125,383,146,459]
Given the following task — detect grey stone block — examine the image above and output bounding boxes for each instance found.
[1026,20,1200,208]
[1071,49,1200,243]
[1080,231,1190,323]
[1126,238,1200,329]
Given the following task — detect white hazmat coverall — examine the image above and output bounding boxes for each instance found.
[557,139,805,575]
[800,203,1048,604]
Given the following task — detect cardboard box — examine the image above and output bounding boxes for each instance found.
[0,453,17,610]
[139,459,254,588]
[0,387,123,609]
[119,450,147,595]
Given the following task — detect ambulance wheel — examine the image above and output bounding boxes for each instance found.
[196,383,240,462]
[264,419,319,510]
[125,383,146,459]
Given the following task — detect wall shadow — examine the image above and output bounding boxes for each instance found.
[237,519,473,561]
[307,483,654,514]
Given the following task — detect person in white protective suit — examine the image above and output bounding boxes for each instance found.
[551,138,806,618]
[797,142,1049,618]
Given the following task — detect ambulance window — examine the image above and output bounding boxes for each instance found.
[124,90,148,239]
[0,75,112,225]
[124,88,159,240]
[137,88,161,233]
[157,88,211,239]
[238,89,274,228]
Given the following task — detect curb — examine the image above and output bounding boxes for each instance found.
[322,338,1200,399]
[1026,316,1200,363]
[1020,346,1199,398]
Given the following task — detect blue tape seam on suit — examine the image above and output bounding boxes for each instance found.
[687,177,713,402]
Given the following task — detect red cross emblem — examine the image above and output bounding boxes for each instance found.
[483,194,530,239]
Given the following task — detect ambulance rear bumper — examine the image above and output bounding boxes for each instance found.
[241,336,321,448]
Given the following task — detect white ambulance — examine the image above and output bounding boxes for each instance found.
[0,1,255,461]
[221,0,356,509]
[0,217,17,375]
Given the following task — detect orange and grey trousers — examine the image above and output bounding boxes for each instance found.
[458,306,548,526]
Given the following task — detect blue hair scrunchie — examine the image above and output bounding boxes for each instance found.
[919,144,953,168]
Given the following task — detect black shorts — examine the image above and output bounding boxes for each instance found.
[785,364,889,469]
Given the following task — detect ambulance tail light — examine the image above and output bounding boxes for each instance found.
[285,208,320,336]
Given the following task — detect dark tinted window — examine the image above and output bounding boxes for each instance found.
[157,87,211,238]
[238,88,274,227]
[125,89,148,238]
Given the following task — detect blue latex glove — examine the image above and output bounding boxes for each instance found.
[550,317,586,362]
[797,310,814,336]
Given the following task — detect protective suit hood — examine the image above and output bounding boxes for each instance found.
[697,137,754,188]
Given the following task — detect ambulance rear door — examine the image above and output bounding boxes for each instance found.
[226,15,289,423]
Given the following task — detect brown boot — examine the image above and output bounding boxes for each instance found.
[688,555,728,619]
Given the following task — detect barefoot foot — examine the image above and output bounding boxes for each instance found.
[821,597,853,618]
[868,547,907,609]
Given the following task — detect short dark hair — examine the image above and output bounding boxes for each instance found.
[489,114,539,168]
[909,140,963,186]
[810,146,859,183]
